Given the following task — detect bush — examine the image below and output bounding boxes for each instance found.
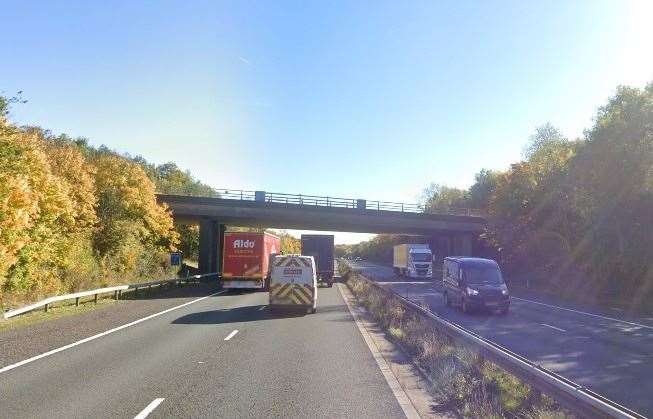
[343,270,573,418]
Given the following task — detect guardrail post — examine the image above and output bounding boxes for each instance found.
[113,290,118,300]
[118,290,122,299]
[75,297,80,306]
[135,286,139,296]
[44,303,48,313]
[94,293,98,304]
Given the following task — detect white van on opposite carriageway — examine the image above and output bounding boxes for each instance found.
[269,255,318,314]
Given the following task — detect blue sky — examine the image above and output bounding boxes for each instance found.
[2,1,652,243]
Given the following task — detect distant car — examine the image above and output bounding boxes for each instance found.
[354,256,362,262]
[442,257,509,315]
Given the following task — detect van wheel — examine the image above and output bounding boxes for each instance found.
[444,292,450,307]
[462,298,470,314]
[498,307,509,315]
[310,307,317,314]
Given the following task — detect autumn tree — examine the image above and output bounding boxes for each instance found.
[92,154,178,278]
[278,231,301,254]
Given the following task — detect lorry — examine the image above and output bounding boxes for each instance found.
[269,254,317,313]
[222,231,280,290]
[393,244,433,279]
[301,234,335,287]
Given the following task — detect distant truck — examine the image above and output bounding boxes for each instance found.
[222,232,280,290]
[393,244,433,279]
[301,234,335,287]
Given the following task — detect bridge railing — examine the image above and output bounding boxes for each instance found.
[205,189,484,217]
[2,273,219,320]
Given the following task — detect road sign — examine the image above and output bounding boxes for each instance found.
[170,252,182,266]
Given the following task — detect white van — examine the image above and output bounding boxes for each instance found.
[269,255,317,313]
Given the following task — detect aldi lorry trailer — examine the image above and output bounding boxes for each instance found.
[222,232,280,289]
[300,234,335,286]
[393,244,433,278]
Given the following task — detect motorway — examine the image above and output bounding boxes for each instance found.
[348,259,653,417]
[0,286,408,419]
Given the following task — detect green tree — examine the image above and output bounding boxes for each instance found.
[468,169,500,209]
[420,183,468,212]
[177,224,200,261]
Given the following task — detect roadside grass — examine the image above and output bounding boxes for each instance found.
[338,262,572,419]
[0,295,119,332]
[0,281,199,332]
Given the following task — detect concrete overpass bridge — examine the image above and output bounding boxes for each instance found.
[157,190,486,273]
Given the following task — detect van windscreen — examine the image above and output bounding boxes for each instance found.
[463,267,503,285]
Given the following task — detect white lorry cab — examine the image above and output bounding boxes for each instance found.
[269,255,318,314]
[393,244,433,279]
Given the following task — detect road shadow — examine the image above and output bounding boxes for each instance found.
[122,282,221,301]
[173,303,350,325]
[173,306,304,324]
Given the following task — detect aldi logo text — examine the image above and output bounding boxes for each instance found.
[233,240,255,249]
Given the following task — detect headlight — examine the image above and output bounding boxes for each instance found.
[501,285,509,295]
[466,287,479,296]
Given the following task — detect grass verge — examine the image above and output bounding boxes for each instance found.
[0,281,200,332]
[0,295,120,332]
[338,263,572,419]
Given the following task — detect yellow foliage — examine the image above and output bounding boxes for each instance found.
[0,112,179,307]
[278,232,301,254]
[93,154,178,255]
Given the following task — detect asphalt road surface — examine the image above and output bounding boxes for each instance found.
[0,286,406,419]
[347,259,653,417]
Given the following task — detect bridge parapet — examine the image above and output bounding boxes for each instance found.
[164,189,485,218]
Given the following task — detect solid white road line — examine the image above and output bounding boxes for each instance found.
[257,305,266,311]
[134,398,165,419]
[0,291,226,374]
[540,323,566,332]
[337,284,420,419]
[512,296,653,330]
[224,330,239,341]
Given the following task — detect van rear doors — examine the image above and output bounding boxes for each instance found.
[269,255,317,313]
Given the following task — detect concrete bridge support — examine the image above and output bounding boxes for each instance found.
[198,219,225,274]
[452,233,473,256]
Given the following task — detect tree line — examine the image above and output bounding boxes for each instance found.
[0,96,217,308]
[339,82,653,308]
